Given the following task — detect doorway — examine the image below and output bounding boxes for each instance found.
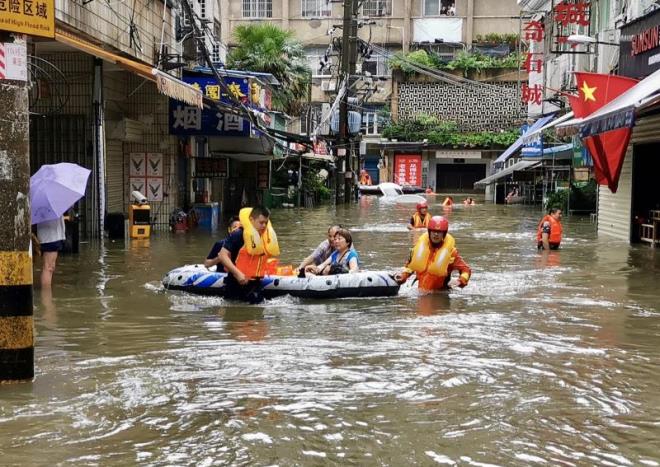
[435,163,485,192]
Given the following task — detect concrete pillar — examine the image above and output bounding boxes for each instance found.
[0,34,34,383]
[466,0,475,46]
[403,0,411,53]
[282,0,290,31]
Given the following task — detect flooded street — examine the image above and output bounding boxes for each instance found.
[2,198,660,465]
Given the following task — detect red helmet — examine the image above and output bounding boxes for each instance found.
[428,216,449,232]
[416,200,428,211]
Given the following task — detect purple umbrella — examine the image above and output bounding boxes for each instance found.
[30,163,91,225]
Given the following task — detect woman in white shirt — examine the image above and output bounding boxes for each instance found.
[36,216,66,287]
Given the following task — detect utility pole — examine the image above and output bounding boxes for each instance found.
[0,32,33,383]
[339,0,358,203]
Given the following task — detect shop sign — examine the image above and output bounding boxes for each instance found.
[394,154,422,186]
[0,0,54,38]
[620,8,660,78]
[169,103,250,137]
[193,157,228,178]
[435,150,481,159]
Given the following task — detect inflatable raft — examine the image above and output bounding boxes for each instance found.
[162,264,400,299]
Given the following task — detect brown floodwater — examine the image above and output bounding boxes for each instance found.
[1,197,660,466]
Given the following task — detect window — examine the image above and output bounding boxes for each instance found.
[362,107,388,136]
[306,47,333,77]
[362,0,392,17]
[302,0,331,17]
[243,0,272,18]
[424,0,456,16]
[362,112,379,135]
[362,52,390,77]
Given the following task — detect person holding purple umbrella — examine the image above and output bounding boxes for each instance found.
[36,215,66,287]
[30,162,91,287]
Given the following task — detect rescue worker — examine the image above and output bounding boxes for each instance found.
[537,207,563,250]
[395,216,471,291]
[407,200,431,230]
[442,196,454,207]
[359,169,373,186]
[218,206,280,302]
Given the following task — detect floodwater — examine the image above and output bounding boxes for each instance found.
[2,197,660,466]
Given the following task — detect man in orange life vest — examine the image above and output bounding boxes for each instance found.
[407,200,431,230]
[395,216,471,291]
[537,207,563,250]
[219,206,278,302]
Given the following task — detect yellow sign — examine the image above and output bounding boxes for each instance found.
[0,0,54,38]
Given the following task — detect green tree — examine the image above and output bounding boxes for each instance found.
[227,23,311,115]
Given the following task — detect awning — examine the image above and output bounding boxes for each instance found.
[556,68,660,137]
[474,160,540,187]
[494,115,556,164]
[522,112,574,144]
[55,28,202,108]
[521,143,574,157]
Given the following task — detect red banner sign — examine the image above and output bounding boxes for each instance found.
[394,155,422,186]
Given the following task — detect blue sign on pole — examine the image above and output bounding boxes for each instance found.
[168,75,252,137]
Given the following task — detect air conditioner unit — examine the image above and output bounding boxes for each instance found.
[321,80,337,92]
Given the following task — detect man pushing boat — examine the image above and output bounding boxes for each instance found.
[395,216,471,291]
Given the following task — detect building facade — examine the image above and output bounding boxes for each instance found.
[220,0,521,136]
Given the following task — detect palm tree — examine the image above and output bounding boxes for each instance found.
[227,23,311,116]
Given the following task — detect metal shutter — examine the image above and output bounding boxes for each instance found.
[597,114,660,241]
[105,139,124,213]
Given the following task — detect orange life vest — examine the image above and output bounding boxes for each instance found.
[235,208,280,278]
[411,212,431,228]
[360,173,372,185]
[536,215,563,245]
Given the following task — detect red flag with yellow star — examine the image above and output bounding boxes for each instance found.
[568,72,638,193]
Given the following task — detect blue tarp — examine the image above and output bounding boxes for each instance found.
[494,115,556,164]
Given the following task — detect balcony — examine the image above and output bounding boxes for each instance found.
[413,17,463,44]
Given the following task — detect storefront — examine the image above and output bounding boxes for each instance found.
[592,8,660,243]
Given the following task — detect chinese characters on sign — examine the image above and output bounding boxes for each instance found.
[551,0,591,52]
[169,74,253,137]
[0,40,27,81]
[0,0,54,38]
[169,103,249,137]
[193,158,228,178]
[521,18,545,108]
[394,155,422,187]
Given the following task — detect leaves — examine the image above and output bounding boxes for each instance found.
[389,50,523,75]
[227,23,311,115]
[382,114,519,148]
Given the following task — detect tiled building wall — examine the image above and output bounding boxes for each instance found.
[398,81,525,131]
[55,0,179,64]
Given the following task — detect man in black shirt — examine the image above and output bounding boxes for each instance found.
[204,217,241,270]
[219,206,272,302]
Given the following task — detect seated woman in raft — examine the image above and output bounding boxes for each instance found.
[305,228,359,275]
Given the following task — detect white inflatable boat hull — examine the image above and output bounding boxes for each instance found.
[162,264,401,299]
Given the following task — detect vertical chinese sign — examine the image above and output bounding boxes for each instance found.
[394,155,422,186]
[521,17,545,113]
[551,0,591,54]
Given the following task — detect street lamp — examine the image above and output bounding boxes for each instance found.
[566,34,619,47]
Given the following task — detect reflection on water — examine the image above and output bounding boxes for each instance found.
[2,200,660,465]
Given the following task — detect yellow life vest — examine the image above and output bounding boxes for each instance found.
[407,233,456,277]
[412,212,431,228]
[238,207,280,257]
